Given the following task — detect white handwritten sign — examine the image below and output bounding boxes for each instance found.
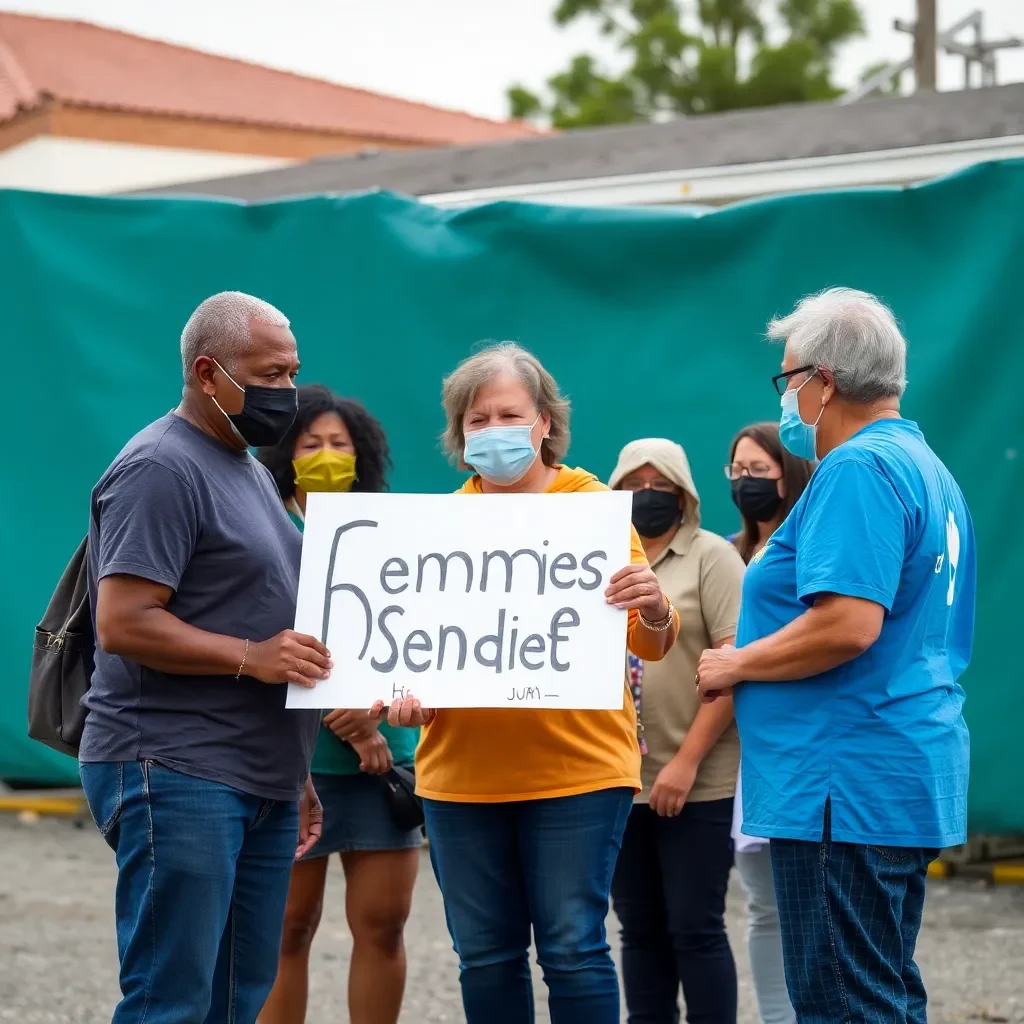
[285,491,633,710]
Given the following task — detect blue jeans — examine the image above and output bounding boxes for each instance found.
[611,799,737,1024]
[770,811,936,1024]
[424,787,633,1024]
[80,760,299,1024]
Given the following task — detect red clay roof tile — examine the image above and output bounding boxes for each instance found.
[0,12,541,145]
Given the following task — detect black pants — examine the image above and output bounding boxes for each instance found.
[611,799,737,1024]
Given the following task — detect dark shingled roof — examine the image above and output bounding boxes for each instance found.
[137,83,1024,202]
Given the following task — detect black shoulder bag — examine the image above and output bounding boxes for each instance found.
[28,537,93,757]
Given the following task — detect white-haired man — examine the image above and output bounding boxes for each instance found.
[697,288,975,1023]
[80,291,331,1023]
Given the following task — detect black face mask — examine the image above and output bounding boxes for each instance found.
[731,476,783,523]
[212,361,298,447]
[631,489,681,539]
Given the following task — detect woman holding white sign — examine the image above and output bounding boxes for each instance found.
[373,343,679,1024]
[259,385,421,1024]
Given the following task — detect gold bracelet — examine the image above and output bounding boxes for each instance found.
[640,605,674,632]
[236,638,250,679]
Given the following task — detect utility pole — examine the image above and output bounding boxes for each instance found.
[915,0,938,91]
[842,8,1021,104]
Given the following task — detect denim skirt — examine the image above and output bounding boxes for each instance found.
[302,770,424,859]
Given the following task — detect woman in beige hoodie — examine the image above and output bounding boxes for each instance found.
[608,438,747,1024]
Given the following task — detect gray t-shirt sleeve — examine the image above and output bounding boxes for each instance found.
[94,458,199,590]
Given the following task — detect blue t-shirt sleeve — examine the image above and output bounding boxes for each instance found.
[94,458,199,590]
[795,457,906,611]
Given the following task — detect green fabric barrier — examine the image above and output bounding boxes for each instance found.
[1,161,1020,833]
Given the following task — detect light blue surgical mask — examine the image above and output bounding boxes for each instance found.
[464,417,542,485]
[779,374,823,462]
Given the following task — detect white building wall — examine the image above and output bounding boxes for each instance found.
[0,136,296,195]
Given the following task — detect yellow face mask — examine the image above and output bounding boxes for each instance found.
[293,449,357,493]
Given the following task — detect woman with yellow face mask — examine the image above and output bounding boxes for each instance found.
[257,384,420,1024]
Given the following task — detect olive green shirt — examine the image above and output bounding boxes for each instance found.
[637,523,746,803]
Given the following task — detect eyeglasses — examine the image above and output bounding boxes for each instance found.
[771,365,815,397]
[724,464,781,481]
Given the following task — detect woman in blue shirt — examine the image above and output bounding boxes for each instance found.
[697,288,975,1024]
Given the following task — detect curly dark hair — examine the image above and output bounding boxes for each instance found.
[257,384,391,500]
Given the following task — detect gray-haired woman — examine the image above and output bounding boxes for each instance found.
[697,288,975,1024]
[372,342,679,1024]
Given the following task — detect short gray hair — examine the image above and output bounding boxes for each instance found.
[441,342,571,469]
[180,291,290,384]
[767,287,907,402]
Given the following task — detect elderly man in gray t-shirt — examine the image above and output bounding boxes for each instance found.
[80,291,332,1024]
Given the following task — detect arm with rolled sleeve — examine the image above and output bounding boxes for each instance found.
[648,538,744,816]
[731,457,907,683]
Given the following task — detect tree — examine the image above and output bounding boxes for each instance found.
[507,0,866,128]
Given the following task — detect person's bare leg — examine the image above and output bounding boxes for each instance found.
[341,848,420,1024]
[259,856,330,1024]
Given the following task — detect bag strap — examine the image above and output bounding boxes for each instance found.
[51,537,90,646]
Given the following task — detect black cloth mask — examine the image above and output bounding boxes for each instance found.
[212,360,298,447]
[731,476,783,523]
[631,488,681,539]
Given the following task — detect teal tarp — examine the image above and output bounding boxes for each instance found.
[2,160,1021,832]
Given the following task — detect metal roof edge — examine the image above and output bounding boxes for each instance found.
[420,135,1024,208]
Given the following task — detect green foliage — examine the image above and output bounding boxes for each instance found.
[507,0,867,126]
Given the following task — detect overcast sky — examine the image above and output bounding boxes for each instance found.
[9,0,1024,121]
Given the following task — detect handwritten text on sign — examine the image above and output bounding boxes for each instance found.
[285,492,633,710]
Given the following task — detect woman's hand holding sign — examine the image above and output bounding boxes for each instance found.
[370,694,437,729]
[605,564,670,621]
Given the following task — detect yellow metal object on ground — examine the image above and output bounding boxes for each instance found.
[0,794,84,816]
[991,862,1024,885]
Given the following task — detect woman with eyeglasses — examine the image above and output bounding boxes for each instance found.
[725,423,812,1024]
[605,438,748,1024]
[727,423,814,568]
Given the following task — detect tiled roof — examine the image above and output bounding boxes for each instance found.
[138,81,1024,201]
[0,12,540,145]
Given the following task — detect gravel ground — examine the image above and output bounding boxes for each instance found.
[1,814,1022,1023]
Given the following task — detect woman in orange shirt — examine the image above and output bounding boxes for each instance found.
[375,343,678,1024]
